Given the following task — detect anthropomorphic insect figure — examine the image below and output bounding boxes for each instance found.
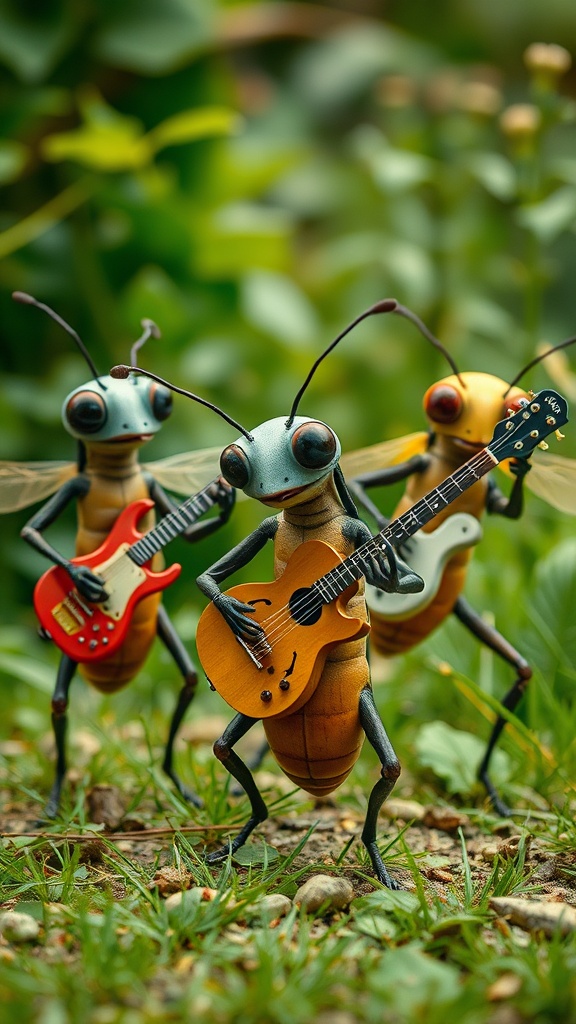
[111,302,567,887]
[5,292,234,818]
[340,306,576,816]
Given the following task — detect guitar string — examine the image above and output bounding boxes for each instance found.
[245,451,497,654]
[237,418,544,656]
[66,486,217,605]
[250,446,495,648]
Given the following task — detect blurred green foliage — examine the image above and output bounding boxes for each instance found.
[0,0,575,798]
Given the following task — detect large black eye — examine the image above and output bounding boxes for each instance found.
[220,444,250,488]
[150,382,172,422]
[65,391,107,434]
[424,384,463,424]
[291,421,337,469]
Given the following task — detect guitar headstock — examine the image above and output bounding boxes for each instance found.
[489,389,569,464]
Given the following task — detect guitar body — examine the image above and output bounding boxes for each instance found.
[366,512,483,620]
[196,538,370,720]
[34,499,181,663]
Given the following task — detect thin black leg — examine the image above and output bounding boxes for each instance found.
[454,596,532,817]
[359,686,402,890]
[44,655,77,819]
[207,712,268,864]
[156,604,202,807]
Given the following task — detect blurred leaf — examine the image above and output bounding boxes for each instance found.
[148,107,242,152]
[241,271,319,348]
[524,538,576,691]
[516,187,576,244]
[0,140,28,184]
[232,841,279,866]
[414,721,510,794]
[42,89,150,171]
[294,23,435,111]
[368,946,461,1010]
[0,0,77,82]
[195,204,294,276]
[465,152,516,201]
[370,148,436,193]
[0,650,54,693]
[41,89,237,171]
[94,0,214,74]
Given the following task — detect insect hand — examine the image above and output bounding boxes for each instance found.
[67,564,108,602]
[509,457,532,478]
[213,593,265,642]
[361,537,424,594]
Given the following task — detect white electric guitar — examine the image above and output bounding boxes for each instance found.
[365,512,483,620]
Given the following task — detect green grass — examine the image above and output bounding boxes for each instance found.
[1,523,576,1024]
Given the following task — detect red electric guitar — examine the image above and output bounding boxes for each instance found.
[34,480,221,662]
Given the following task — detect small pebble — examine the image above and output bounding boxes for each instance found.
[294,875,354,914]
[0,911,40,943]
[86,784,126,830]
[382,798,426,821]
[423,806,469,832]
[247,894,292,922]
[165,887,233,912]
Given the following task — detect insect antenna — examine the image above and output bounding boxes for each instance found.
[286,299,397,428]
[110,364,254,440]
[286,299,463,428]
[130,319,161,367]
[504,335,576,396]
[389,303,464,384]
[12,291,102,381]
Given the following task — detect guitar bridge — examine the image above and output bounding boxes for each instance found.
[235,634,272,669]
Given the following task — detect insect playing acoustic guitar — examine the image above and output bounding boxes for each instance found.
[196,390,568,719]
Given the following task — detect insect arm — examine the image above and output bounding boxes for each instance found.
[486,459,531,519]
[196,517,279,641]
[343,518,424,595]
[20,476,107,602]
[348,454,430,529]
[145,475,236,542]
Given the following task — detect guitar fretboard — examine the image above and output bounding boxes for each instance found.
[313,448,497,604]
[128,483,217,566]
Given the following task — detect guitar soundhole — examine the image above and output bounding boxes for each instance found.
[289,587,322,626]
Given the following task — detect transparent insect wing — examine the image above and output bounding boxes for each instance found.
[229,416,342,501]
[62,374,167,442]
[339,432,430,479]
[0,460,76,513]
[539,345,576,402]
[498,450,576,515]
[143,446,250,499]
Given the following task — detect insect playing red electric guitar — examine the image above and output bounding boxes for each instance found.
[3,292,233,818]
[34,479,222,662]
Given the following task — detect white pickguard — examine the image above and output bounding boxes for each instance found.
[96,544,147,621]
[366,512,483,621]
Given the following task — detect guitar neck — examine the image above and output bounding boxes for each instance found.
[314,447,498,604]
[128,481,218,566]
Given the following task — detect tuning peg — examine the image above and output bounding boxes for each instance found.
[538,440,549,450]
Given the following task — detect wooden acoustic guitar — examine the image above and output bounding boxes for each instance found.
[34,480,221,662]
[195,390,568,719]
